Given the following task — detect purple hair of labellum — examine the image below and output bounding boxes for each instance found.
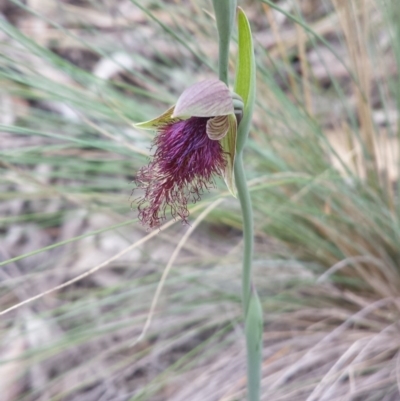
[133,79,239,229]
[134,116,226,229]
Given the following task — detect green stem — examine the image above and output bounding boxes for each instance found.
[234,153,253,312]
[212,0,237,85]
[236,150,262,401]
[213,3,261,400]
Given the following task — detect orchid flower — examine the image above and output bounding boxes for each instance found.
[134,79,243,229]
[135,3,262,399]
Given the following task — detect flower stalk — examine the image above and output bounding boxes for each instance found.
[212,0,237,85]
[213,3,263,400]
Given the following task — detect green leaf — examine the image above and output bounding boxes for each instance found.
[234,7,256,154]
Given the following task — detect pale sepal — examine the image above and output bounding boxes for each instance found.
[172,79,234,119]
[206,115,230,140]
[134,106,181,130]
[220,114,237,197]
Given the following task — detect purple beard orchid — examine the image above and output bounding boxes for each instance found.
[134,79,239,229]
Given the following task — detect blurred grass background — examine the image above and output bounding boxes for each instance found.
[1,0,400,400]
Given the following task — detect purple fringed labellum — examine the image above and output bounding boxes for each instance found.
[134,117,226,229]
